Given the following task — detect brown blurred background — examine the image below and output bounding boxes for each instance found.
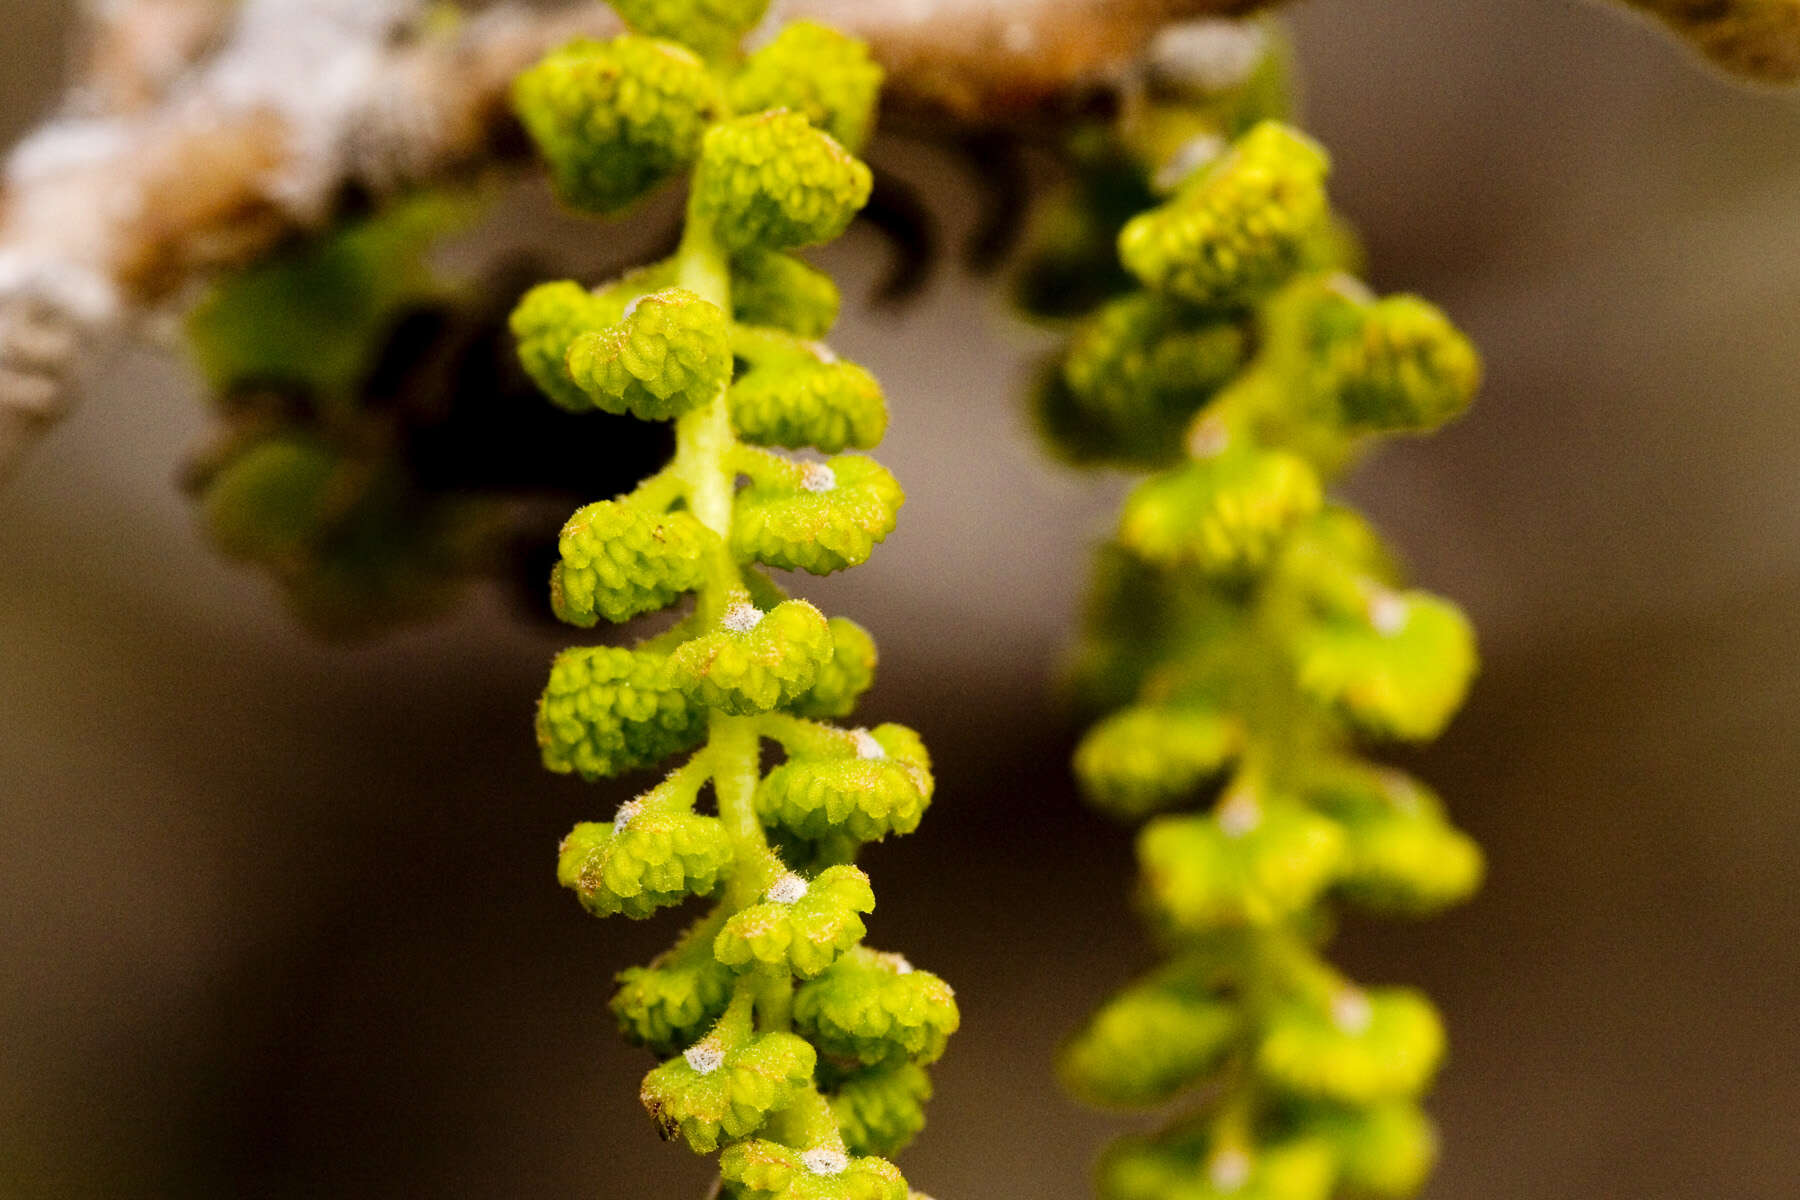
[3,1,1799,1197]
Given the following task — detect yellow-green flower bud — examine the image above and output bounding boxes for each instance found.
[714,864,875,978]
[639,1027,816,1152]
[1306,763,1484,915]
[694,112,873,252]
[551,501,713,626]
[670,598,835,715]
[1139,807,1344,930]
[1098,1130,1337,1200]
[201,436,341,560]
[731,249,842,339]
[557,808,733,918]
[787,617,878,719]
[1294,1101,1437,1200]
[566,288,733,421]
[1059,978,1239,1108]
[1074,704,1243,820]
[512,281,610,411]
[537,646,707,778]
[794,945,959,1069]
[512,36,724,214]
[613,937,737,1055]
[731,342,888,453]
[1061,293,1252,463]
[720,1139,908,1200]
[1119,121,1330,307]
[1314,292,1481,433]
[1119,449,1323,576]
[1290,590,1476,742]
[728,22,883,152]
[610,0,769,59]
[757,724,933,843]
[829,1063,931,1158]
[1274,506,1400,622]
[733,455,904,575]
[1256,987,1445,1105]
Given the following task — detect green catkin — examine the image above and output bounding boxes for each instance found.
[512,8,951,1196]
[1031,28,1484,1200]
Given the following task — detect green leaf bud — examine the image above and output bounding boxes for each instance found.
[1294,1101,1437,1199]
[1119,120,1330,307]
[1098,1130,1337,1200]
[1074,704,1243,820]
[794,945,959,1069]
[829,1063,931,1158]
[537,646,707,778]
[557,807,734,919]
[1118,449,1323,576]
[513,36,724,214]
[757,724,933,843]
[733,454,904,575]
[612,936,738,1055]
[786,617,878,719]
[731,341,888,453]
[1256,987,1445,1105]
[728,22,884,152]
[1061,294,1252,463]
[1291,590,1477,742]
[566,287,733,421]
[1274,506,1401,621]
[1313,292,1480,433]
[640,1027,816,1152]
[512,281,610,411]
[714,863,875,978]
[720,1139,908,1200]
[609,0,769,59]
[1139,807,1345,930]
[694,112,873,252]
[1306,762,1484,915]
[670,598,835,715]
[201,436,341,560]
[731,249,842,338]
[1059,978,1239,1108]
[550,501,714,626]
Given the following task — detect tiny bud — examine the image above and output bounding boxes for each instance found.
[801,462,838,493]
[1332,988,1374,1035]
[1369,590,1409,635]
[768,873,809,904]
[1208,1148,1252,1191]
[723,603,765,633]
[1216,790,1261,838]
[684,1038,725,1075]
[802,1147,848,1176]
[851,728,886,760]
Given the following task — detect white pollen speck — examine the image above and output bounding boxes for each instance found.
[1332,989,1374,1034]
[684,1039,725,1075]
[622,294,645,320]
[1153,134,1226,193]
[876,951,915,976]
[767,873,808,904]
[613,800,643,832]
[801,463,837,493]
[1208,1148,1252,1191]
[1217,792,1261,838]
[801,1148,848,1176]
[1188,417,1230,459]
[805,339,838,364]
[723,603,764,633]
[851,729,886,760]
[1370,591,1409,635]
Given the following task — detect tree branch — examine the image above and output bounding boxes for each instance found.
[0,0,1264,482]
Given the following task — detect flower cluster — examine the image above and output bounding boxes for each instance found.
[512,6,952,1196]
[1027,27,1483,1200]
